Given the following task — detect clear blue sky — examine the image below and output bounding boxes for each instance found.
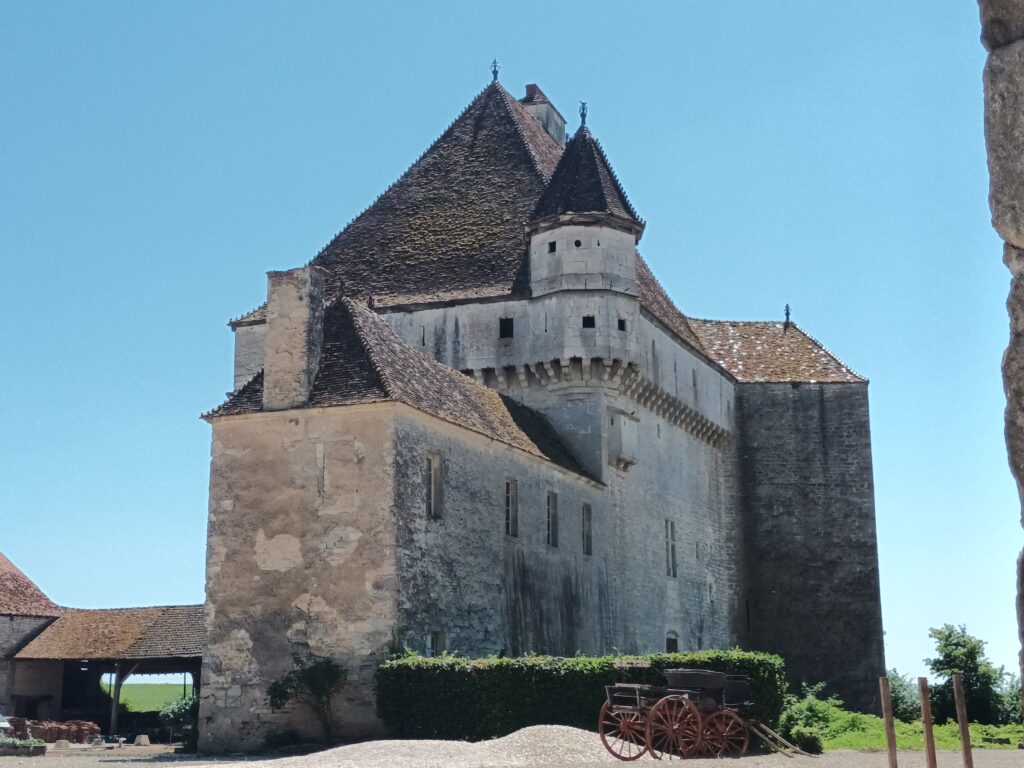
[1,1,1015,686]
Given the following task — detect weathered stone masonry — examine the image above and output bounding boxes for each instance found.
[198,79,885,750]
[979,0,1024,684]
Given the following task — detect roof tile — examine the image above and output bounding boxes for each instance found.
[16,605,204,660]
[0,554,60,617]
[690,319,865,383]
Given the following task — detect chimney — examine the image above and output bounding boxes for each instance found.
[262,265,326,411]
[520,84,566,147]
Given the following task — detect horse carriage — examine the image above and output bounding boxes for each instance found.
[597,668,754,760]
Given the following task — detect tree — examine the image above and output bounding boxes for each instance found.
[925,624,1005,724]
[267,656,346,743]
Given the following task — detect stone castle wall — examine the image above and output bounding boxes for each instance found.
[199,405,399,751]
[737,381,884,713]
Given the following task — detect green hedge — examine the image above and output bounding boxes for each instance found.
[376,650,786,740]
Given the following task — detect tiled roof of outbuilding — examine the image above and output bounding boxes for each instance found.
[308,81,563,308]
[0,553,61,617]
[209,299,591,478]
[16,605,204,660]
[689,320,865,383]
[532,126,640,224]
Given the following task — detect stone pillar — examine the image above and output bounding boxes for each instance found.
[262,266,326,411]
[979,0,1024,693]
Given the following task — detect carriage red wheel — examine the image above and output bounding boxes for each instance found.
[645,695,702,760]
[598,700,648,760]
[701,709,749,758]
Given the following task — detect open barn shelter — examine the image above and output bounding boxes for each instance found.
[1,553,202,733]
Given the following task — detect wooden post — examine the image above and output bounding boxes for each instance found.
[952,674,974,768]
[108,663,122,736]
[879,676,899,768]
[918,677,938,768]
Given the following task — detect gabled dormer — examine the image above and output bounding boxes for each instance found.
[527,123,645,298]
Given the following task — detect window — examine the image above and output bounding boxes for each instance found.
[582,315,595,329]
[618,318,627,332]
[666,634,679,653]
[547,241,557,253]
[582,504,593,555]
[499,317,514,339]
[425,453,442,519]
[574,239,582,248]
[505,479,519,537]
[665,519,677,577]
[425,630,446,657]
[546,492,559,547]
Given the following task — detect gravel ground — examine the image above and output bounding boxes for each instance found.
[2,727,1020,768]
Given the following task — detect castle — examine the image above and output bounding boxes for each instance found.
[198,79,884,751]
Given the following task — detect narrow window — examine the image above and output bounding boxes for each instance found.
[547,241,556,253]
[505,479,519,538]
[582,315,596,329]
[425,630,446,657]
[666,634,679,653]
[665,519,677,578]
[425,453,442,519]
[499,317,514,339]
[546,492,559,547]
[617,318,626,332]
[582,504,593,555]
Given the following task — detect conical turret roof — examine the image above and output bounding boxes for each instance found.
[531,126,641,225]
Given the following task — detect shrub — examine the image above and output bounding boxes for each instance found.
[887,670,920,722]
[159,693,199,751]
[788,725,824,754]
[375,649,786,741]
[779,683,843,741]
[0,736,44,747]
[267,655,347,743]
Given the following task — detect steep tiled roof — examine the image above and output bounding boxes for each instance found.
[532,126,640,223]
[210,299,590,478]
[689,320,865,383]
[0,553,60,617]
[308,81,563,308]
[16,605,204,660]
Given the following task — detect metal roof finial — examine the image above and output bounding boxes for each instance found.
[579,101,588,127]
[784,303,791,331]
[491,59,499,82]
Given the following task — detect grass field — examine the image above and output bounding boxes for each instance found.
[821,714,1023,751]
[100,683,193,713]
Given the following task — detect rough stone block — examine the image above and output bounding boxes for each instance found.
[985,39,1024,248]
[980,0,1024,51]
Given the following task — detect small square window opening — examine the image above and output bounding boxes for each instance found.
[547,241,557,253]
[582,315,595,329]
[618,318,627,332]
[499,318,514,339]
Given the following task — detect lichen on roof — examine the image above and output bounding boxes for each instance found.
[0,553,61,617]
[690,319,865,383]
[15,605,204,660]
